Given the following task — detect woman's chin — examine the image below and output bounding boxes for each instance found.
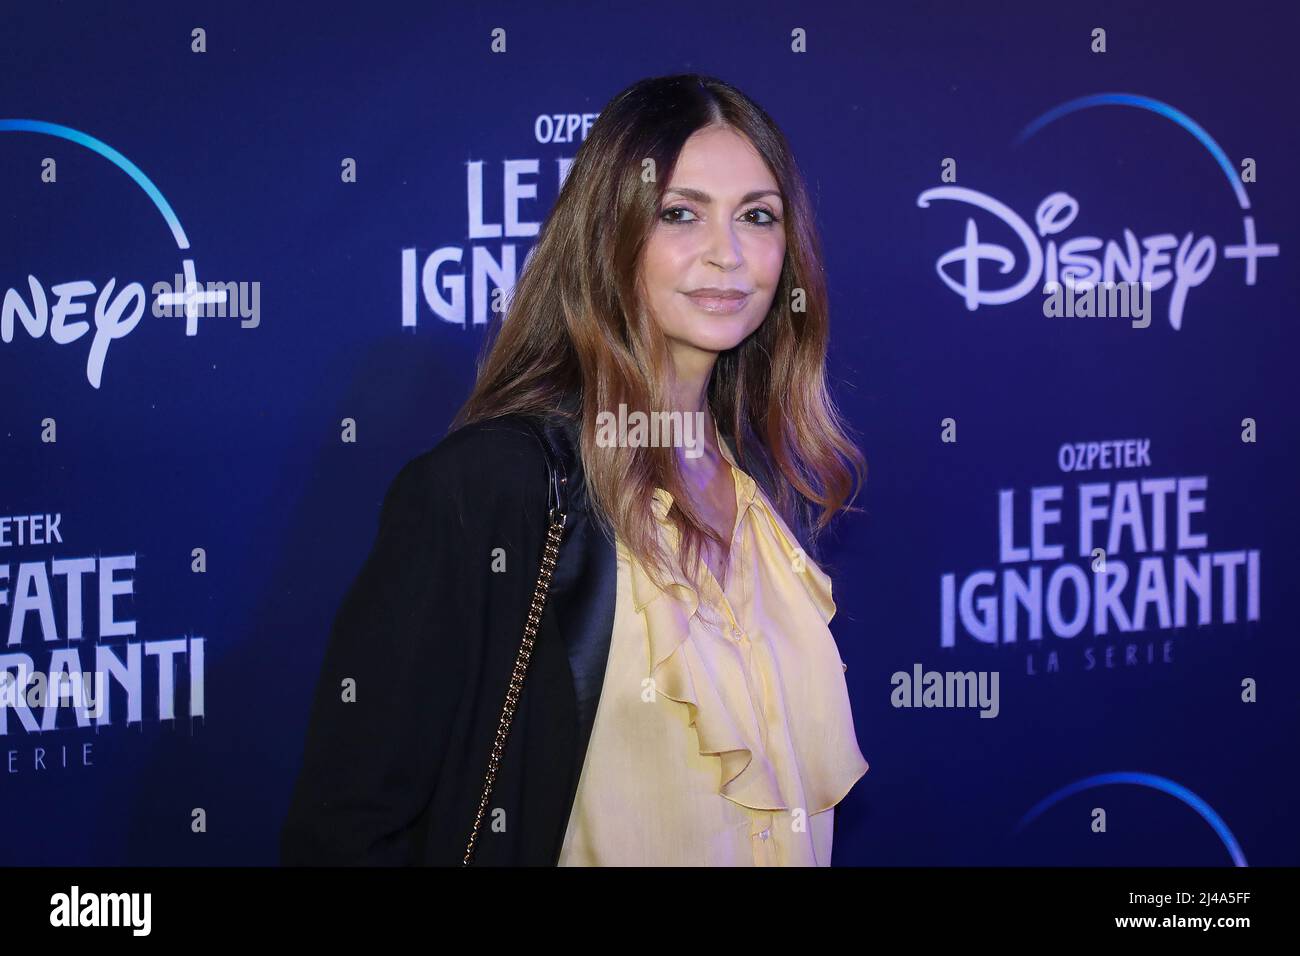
[675,318,761,353]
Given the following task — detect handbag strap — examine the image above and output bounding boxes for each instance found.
[462,417,568,865]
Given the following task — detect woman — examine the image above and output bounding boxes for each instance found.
[281,73,869,867]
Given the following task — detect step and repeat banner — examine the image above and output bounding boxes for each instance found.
[2,1,1296,866]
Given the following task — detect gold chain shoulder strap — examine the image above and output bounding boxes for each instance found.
[462,419,567,865]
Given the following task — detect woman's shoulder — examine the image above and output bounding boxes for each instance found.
[429,413,551,467]
[384,414,557,519]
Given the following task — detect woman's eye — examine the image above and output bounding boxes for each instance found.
[660,205,781,225]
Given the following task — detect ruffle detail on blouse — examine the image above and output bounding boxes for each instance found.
[628,547,786,810]
[644,484,836,626]
[623,483,867,815]
[753,500,838,627]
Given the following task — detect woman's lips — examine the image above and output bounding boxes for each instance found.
[682,291,751,314]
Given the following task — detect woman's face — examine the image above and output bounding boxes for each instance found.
[638,124,786,367]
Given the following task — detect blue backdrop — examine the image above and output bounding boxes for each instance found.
[2,0,1296,866]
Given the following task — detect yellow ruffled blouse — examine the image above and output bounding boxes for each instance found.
[557,422,869,866]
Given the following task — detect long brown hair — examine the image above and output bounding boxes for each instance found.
[452,73,866,594]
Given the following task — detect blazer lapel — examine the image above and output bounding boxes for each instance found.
[539,414,617,798]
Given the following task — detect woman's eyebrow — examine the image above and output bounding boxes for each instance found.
[664,186,783,205]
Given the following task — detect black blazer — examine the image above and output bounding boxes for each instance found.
[280,410,802,866]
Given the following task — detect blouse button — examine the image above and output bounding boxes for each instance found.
[731,626,743,641]
[758,828,771,840]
